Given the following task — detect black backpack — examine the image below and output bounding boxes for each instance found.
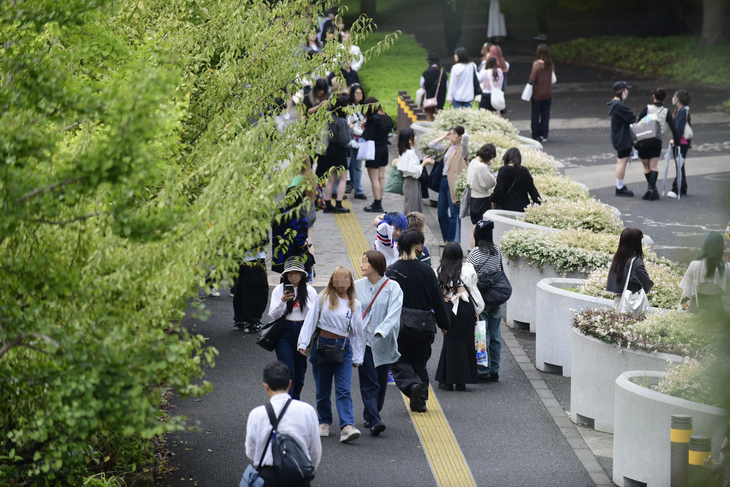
[259,398,315,487]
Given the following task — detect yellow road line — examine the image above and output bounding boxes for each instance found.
[333,199,477,487]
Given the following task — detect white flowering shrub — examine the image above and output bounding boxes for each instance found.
[580,258,684,309]
[524,198,624,233]
[533,174,590,201]
[500,228,618,274]
[454,171,468,202]
[572,309,715,358]
[654,359,720,407]
[519,147,563,176]
[431,108,519,137]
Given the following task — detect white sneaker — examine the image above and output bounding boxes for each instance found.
[319,424,330,437]
[209,287,220,297]
[667,191,678,198]
[340,425,361,443]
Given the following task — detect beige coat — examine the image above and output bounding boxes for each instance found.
[446,144,469,201]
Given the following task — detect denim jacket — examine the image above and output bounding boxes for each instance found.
[355,276,403,368]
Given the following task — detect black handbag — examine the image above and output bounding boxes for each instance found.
[418,169,430,198]
[256,316,287,352]
[263,399,316,486]
[472,63,482,99]
[427,159,444,192]
[316,310,350,366]
[476,259,513,306]
[400,307,437,337]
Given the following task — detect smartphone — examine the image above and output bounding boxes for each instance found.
[284,284,295,294]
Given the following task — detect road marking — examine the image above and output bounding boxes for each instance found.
[332,199,477,487]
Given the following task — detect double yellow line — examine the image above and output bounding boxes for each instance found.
[332,199,477,487]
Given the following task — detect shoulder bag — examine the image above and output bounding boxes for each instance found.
[315,299,350,365]
[472,63,482,99]
[384,166,404,195]
[263,399,316,486]
[476,257,512,306]
[256,315,287,352]
[521,82,533,102]
[682,107,693,140]
[423,70,443,109]
[427,158,444,192]
[400,307,437,337]
[614,257,650,318]
[487,70,506,111]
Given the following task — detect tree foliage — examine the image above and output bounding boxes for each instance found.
[0,0,393,482]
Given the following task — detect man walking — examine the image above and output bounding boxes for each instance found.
[245,362,321,486]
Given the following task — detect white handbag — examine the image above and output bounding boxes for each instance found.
[356,139,375,161]
[615,258,650,318]
[521,82,533,102]
[682,108,693,140]
[551,71,557,84]
[486,70,506,111]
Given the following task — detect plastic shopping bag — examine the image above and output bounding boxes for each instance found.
[356,139,375,161]
[475,320,488,367]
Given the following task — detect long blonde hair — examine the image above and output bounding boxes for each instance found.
[321,266,356,312]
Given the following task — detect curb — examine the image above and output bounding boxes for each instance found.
[501,325,613,486]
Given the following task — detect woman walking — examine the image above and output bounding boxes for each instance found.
[489,44,509,90]
[362,97,394,213]
[355,251,403,436]
[346,84,367,200]
[446,48,478,109]
[385,229,451,413]
[477,57,503,114]
[466,144,497,246]
[435,243,484,391]
[669,90,693,198]
[605,227,654,315]
[608,81,637,197]
[322,97,353,214]
[428,126,470,244]
[636,88,680,201]
[529,44,554,143]
[420,52,448,121]
[478,43,493,72]
[396,128,435,214]
[490,147,541,212]
[466,220,504,382]
[268,257,318,400]
[679,231,729,320]
[298,266,365,443]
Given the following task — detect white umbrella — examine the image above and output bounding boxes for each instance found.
[662,145,685,199]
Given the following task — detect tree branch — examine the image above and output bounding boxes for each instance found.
[17,177,81,203]
[0,333,59,359]
[31,211,106,225]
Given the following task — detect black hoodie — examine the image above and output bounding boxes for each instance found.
[607,99,637,152]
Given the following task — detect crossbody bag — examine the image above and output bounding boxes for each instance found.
[423,70,443,109]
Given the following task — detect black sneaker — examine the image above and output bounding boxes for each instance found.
[615,186,634,197]
[354,194,367,200]
[240,322,262,333]
[233,321,247,331]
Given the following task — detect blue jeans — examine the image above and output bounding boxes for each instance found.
[437,177,459,243]
[310,336,355,429]
[477,305,502,377]
[346,151,365,196]
[452,100,472,109]
[275,320,308,400]
[358,346,390,426]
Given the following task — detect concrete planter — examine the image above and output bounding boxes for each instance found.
[614,371,728,487]
[485,209,560,248]
[505,258,587,332]
[570,329,683,433]
[535,279,614,377]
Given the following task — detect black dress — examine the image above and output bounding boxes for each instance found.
[435,295,478,386]
[362,113,393,169]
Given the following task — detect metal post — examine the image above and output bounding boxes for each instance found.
[671,415,692,487]
[688,435,711,486]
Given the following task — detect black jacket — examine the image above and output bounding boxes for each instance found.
[422,67,447,109]
[490,165,541,212]
[606,257,654,295]
[386,259,450,331]
[607,99,637,152]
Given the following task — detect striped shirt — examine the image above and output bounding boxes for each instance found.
[467,246,503,275]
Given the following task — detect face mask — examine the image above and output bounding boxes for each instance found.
[621,91,627,101]
[672,97,678,105]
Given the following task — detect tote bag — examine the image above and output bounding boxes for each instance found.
[486,70,506,111]
[521,82,533,102]
[356,139,375,161]
[383,166,404,195]
[615,258,650,318]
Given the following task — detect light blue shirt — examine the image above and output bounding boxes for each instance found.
[355,276,404,368]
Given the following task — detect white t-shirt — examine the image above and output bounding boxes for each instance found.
[269,283,318,322]
[297,294,365,365]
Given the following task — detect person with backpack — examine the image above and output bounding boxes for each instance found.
[636,88,680,201]
[244,361,321,487]
[607,81,637,197]
[669,89,693,198]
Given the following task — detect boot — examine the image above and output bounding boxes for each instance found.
[648,170,660,201]
[323,200,335,213]
[333,200,351,213]
[642,172,652,200]
[363,199,383,213]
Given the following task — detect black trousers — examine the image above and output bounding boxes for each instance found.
[232,260,268,324]
[672,144,689,193]
[531,98,552,140]
[358,346,390,426]
[391,334,432,402]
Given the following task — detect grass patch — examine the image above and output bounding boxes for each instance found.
[340,0,413,21]
[358,31,429,119]
[552,35,730,87]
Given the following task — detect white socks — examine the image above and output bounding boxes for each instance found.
[616,179,624,189]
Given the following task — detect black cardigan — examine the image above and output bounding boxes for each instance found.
[385,259,450,331]
[606,258,654,295]
[490,165,541,212]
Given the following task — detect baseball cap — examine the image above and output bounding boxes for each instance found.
[427,51,440,63]
[612,81,632,91]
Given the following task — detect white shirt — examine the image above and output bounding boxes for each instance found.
[373,221,399,267]
[477,68,503,93]
[446,62,478,102]
[396,149,423,179]
[269,283,318,322]
[298,295,366,365]
[467,158,496,198]
[441,263,485,316]
[245,393,321,469]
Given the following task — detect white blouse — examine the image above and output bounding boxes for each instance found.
[467,158,496,198]
[297,295,365,366]
[441,263,485,316]
[269,283,318,322]
[396,149,422,179]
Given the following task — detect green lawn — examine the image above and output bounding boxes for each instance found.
[552,35,730,88]
[357,31,429,119]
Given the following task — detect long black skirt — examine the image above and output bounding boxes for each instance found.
[435,298,478,385]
